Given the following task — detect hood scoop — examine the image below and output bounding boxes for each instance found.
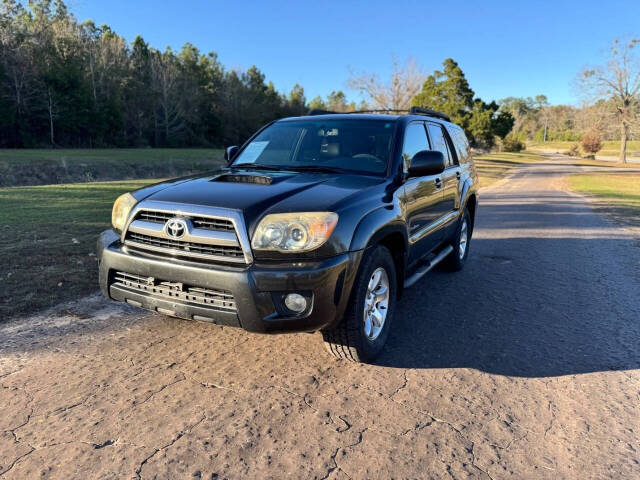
[212,173,273,185]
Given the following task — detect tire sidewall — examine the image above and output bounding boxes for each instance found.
[457,209,471,263]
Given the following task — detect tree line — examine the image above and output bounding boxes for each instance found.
[0,0,311,148]
[0,0,513,149]
[1,0,637,161]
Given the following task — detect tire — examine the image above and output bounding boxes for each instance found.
[443,208,471,271]
[322,245,397,362]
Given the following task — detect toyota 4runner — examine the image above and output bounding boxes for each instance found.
[98,107,478,362]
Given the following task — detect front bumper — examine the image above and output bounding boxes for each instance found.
[97,230,362,333]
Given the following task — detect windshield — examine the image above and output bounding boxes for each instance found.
[232,119,396,175]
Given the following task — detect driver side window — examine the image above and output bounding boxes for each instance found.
[402,123,429,172]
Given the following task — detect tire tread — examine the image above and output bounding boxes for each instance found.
[322,245,395,362]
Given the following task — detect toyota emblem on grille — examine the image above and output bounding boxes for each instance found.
[165,218,188,239]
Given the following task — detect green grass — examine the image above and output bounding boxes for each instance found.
[1,150,624,318]
[474,152,545,187]
[0,179,158,318]
[527,140,640,158]
[569,173,640,228]
[0,148,224,187]
[0,152,542,318]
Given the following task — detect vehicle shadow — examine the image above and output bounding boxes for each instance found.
[2,189,639,380]
[374,194,640,376]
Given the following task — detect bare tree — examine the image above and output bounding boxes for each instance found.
[348,56,426,111]
[534,95,550,142]
[151,50,184,144]
[578,39,640,163]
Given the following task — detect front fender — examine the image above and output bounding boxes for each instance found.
[460,178,477,213]
[349,204,406,252]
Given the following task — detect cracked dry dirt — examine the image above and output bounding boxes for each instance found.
[1,158,640,479]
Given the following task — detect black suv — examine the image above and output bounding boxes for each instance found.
[98,107,478,362]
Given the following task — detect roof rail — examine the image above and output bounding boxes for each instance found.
[347,109,409,114]
[308,109,339,115]
[307,107,452,122]
[309,109,409,115]
[409,106,451,122]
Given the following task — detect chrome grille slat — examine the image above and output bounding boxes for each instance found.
[113,271,237,311]
[126,232,244,259]
[192,218,235,231]
[127,220,240,247]
[137,211,173,223]
[137,211,234,232]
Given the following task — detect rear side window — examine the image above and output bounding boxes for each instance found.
[447,126,471,163]
[402,123,429,171]
[427,123,453,166]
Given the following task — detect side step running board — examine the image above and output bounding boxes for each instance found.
[404,245,454,288]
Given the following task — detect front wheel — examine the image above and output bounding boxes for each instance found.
[322,245,397,362]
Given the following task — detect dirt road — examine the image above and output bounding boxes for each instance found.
[2,158,639,479]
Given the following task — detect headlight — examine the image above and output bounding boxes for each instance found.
[111,193,137,232]
[252,212,338,252]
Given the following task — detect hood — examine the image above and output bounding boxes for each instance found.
[136,167,386,231]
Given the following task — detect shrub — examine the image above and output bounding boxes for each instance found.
[566,144,580,157]
[581,130,602,154]
[502,134,525,152]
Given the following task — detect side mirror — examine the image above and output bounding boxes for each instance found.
[224,145,239,162]
[408,150,445,178]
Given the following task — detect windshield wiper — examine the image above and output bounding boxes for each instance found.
[284,165,345,173]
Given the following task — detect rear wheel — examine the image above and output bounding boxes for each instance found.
[443,208,471,271]
[322,245,397,362]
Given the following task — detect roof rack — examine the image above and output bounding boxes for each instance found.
[306,107,451,122]
[308,109,339,115]
[409,106,451,122]
[348,109,409,114]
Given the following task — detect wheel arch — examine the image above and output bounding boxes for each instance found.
[349,206,407,301]
[376,230,406,300]
[464,192,478,236]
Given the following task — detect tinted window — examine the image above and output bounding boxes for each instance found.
[427,124,453,166]
[448,126,471,163]
[232,119,395,175]
[402,123,429,171]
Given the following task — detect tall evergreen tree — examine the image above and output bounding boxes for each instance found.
[412,58,509,147]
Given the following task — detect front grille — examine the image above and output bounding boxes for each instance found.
[112,271,236,311]
[123,206,249,264]
[126,232,244,259]
[136,211,235,232]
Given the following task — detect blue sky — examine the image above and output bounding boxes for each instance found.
[69,0,640,106]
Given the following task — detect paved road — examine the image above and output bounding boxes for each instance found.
[1,158,639,479]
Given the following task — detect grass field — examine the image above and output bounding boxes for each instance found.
[527,140,640,158]
[0,148,224,187]
[569,174,640,228]
[1,149,629,318]
[0,151,544,318]
[0,179,158,318]
[474,152,545,187]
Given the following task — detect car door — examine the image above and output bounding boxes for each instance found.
[401,122,448,266]
[427,122,461,236]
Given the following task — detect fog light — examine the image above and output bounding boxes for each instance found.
[284,293,307,313]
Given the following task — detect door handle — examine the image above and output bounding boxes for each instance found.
[434,178,442,189]
[455,170,461,179]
